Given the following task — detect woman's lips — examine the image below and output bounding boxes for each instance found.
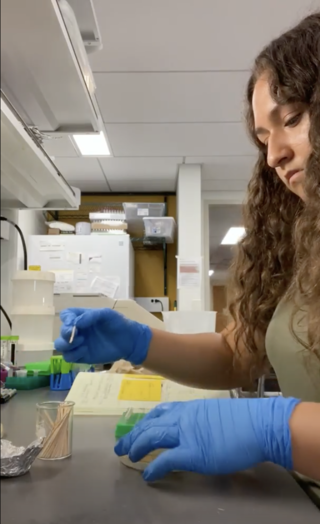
[285,170,304,184]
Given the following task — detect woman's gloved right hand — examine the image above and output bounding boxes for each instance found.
[54,308,153,365]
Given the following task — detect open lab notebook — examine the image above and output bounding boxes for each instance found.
[65,373,230,415]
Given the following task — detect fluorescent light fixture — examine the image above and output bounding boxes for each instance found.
[73,131,110,156]
[208,270,214,277]
[221,227,245,245]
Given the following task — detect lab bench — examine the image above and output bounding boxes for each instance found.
[1,389,319,524]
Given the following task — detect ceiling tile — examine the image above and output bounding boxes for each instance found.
[70,180,111,192]
[105,123,255,157]
[187,156,257,181]
[90,0,310,72]
[54,158,105,181]
[108,179,176,192]
[99,157,182,180]
[95,72,248,123]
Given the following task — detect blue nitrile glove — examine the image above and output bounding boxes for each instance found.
[114,396,300,482]
[54,308,153,365]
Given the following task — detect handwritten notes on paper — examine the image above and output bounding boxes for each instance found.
[65,373,230,416]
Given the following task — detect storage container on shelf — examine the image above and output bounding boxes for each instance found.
[75,222,91,235]
[123,202,166,237]
[123,202,165,220]
[12,271,55,308]
[11,271,56,366]
[11,306,55,345]
[89,209,127,235]
[89,210,126,222]
[143,217,176,243]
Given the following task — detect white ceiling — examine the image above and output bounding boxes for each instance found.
[42,0,317,195]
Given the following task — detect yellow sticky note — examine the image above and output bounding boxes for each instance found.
[124,374,164,380]
[118,378,162,402]
[29,265,41,271]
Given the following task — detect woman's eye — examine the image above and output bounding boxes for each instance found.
[284,114,302,127]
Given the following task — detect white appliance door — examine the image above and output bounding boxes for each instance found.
[28,235,132,299]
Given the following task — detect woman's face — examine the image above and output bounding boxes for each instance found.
[252,74,312,201]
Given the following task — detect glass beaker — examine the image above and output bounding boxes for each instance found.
[36,401,75,460]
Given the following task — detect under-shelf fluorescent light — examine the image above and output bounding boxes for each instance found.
[208,270,214,276]
[221,227,245,245]
[73,131,110,156]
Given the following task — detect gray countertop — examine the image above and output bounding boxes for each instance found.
[1,389,319,524]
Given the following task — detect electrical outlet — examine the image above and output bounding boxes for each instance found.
[135,297,169,313]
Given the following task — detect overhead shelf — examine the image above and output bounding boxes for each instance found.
[1,0,102,134]
[1,93,80,210]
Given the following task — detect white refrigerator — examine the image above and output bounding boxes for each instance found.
[28,235,134,299]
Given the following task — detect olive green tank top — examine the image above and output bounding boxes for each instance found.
[266,301,320,493]
[265,300,320,402]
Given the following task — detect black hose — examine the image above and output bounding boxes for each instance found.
[0,216,28,270]
[0,305,12,330]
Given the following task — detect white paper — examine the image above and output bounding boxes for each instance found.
[67,252,82,265]
[66,373,230,416]
[89,265,101,274]
[39,241,65,252]
[50,270,74,293]
[55,283,73,293]
[88,253,102,265]
[161,381,229,402]
[75,271,88,282]
[177,258,202,288]
[47,253,63,261]
[75,271,89,291]
[90,276,119,298]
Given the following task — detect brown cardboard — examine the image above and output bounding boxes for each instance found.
[48,228,60,235]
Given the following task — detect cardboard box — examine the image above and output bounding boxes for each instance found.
[48,228,60,235]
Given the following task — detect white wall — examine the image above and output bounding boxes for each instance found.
[1,209,46,335]
[177,165,205,310]
[16,210,47,270]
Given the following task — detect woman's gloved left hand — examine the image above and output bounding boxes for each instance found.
[114,396,300,482]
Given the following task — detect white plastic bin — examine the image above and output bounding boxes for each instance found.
[11,306,55,344]
[143,217,176,243]
[162,311,216,334]
[123,202,166,237]
[12,271,55,308]
[75,222,91,235]
[123,202,166,220]
[14,345,54,366]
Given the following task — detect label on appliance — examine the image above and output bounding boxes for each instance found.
[28,265,41,271]
[39,241,65,251]
[137,208,149,216]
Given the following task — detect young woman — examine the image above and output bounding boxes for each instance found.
[55,13,320,483]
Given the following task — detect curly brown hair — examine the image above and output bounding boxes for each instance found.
[229,12,320,364]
